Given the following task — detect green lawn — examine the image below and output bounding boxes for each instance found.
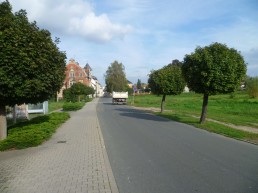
[128,92,258,144]
[129,92,258,128]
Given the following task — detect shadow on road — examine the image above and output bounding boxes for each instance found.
[115,108,170,122]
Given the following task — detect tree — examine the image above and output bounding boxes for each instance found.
[170,59,183,67]
[0,1,66,139]
[246,76,258,98]
[148,64,185,113]
[182,42,246,123]
[137,79,142,90]
[105,60,128,93]
[63,83,95,102]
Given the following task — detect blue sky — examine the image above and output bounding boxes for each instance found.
[3,0,258,85]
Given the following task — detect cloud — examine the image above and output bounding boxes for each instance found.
[68,12,132,42]
[7,0,132,43]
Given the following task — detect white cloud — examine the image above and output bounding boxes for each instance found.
[7,0,132,43]
[68,12,132,42]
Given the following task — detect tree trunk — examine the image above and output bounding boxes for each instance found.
[200,93,209,124]
[160,94,166,113]
[0,105,7,140]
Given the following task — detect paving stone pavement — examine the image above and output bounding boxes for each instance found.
[0,98,119,193]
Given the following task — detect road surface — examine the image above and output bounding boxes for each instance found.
[97,97,258,193]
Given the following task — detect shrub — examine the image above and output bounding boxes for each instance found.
[246,77,258,98]
[0,112,70,151]
[63,83,95,102]
[62,102,85,111]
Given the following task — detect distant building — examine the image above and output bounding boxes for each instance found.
[64,58,91,88]
[127,80,133,88]
[57,59,93,100]
[91,76,104,97]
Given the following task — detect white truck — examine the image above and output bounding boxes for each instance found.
[112,91,128,104]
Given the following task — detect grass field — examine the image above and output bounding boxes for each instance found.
[128,91,258,144]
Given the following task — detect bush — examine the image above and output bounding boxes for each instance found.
[246,77,258,98]
[0,112,70,151]
[62,102,85,111]
[63,83,95,102]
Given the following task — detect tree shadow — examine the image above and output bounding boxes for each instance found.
[8,115,50,131]
[115,108,170,122]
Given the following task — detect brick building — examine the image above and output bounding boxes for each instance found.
[64,58,92,88]
[57,59,93,100]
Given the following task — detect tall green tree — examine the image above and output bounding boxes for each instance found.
[137,79,142,89]
[182,42,246,123]
[148,63,185,113]
[105,60,128,93]
[0,1,66,139]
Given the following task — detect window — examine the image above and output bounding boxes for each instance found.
[70,72,75,77]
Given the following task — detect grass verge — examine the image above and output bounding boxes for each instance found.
[128,92,258,128]
[156,112,258,144]
[0,112,70,151]
[128,92,258,144]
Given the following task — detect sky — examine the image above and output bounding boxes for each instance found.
[2,0,258,85]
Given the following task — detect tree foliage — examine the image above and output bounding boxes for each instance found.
[137,79,142,89]
[63,83,95,102]
[0,1,66,139]
[148,63,185,113]
[105,61,128,93]
[246,76,258,98]
[182,42,246,123]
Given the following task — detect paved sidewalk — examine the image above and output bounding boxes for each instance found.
[0,98,119,193]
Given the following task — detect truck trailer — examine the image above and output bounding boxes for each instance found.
[112,91,128,104]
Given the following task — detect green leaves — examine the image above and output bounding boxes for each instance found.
[182,42,246,95]
[105,60,128,92]
[148,63,185,96]
[0,1,66,106]
[182,42,247,123]
[63,83,94,102]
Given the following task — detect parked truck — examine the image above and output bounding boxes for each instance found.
[112,91,128,104]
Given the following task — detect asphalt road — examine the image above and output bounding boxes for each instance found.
[96,97,258,193]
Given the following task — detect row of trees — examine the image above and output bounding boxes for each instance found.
[0,1,67,139]
[148,42,246,123]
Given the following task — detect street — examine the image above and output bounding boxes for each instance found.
[97,97,258,193]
